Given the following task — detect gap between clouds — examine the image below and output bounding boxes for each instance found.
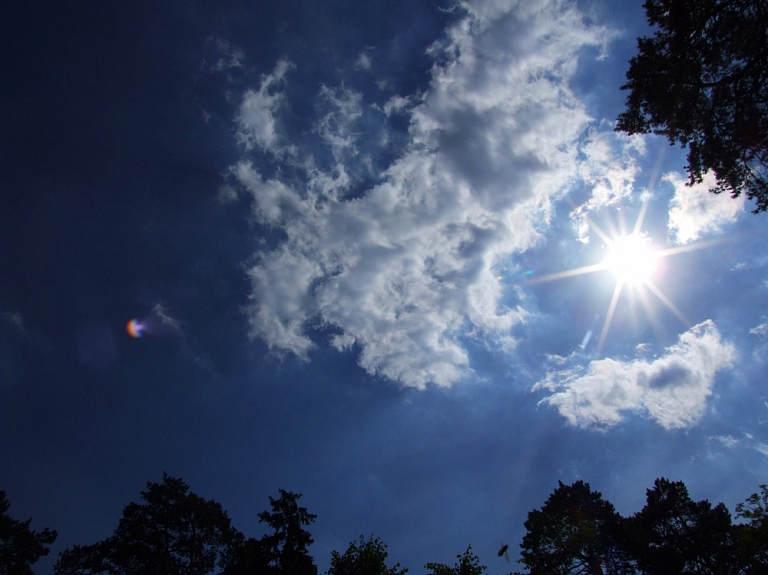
[219,0,733,396]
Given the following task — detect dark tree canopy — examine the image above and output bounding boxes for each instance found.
[516,481,632,575]
[254,489,317,575]
[53,474,243,575]
[513,478,768,575]
[616,0,768,211]
[734,484,768,574]
[326,535,407,575]
[0,491,57,575]
[424,546,485,575]
[627,478,735,574]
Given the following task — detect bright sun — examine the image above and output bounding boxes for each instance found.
[527,202,697,356]
[604,233,658,286]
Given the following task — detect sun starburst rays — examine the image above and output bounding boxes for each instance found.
[527,203,708,356]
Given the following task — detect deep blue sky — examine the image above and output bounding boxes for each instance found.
[2,0,767,573]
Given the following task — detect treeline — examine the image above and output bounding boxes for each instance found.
[1,474,766,574]
[513,478,767,575]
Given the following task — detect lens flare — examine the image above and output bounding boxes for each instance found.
[126,319,144,338]
[126,303,183,340]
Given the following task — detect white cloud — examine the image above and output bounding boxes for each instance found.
[711,435,740,449]
[233,161,305,225]
[381,95,412,117]
[666,170,745,244]
[315,85,363,162]
[236,59,295,155]
[354,50,373,71]
[570,127,646,238]
[230,0,620,387]
[534,320,736,429]
[750,321,768,338]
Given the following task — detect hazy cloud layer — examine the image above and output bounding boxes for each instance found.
[534,320,736,429]
[667,171,745,244]
[230,0,626,387]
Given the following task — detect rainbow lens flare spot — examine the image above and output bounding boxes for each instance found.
[126,319,144,338]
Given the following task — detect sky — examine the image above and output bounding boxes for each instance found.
[2,0,768,572]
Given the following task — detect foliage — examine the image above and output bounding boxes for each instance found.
[256,489,317,575]
[516,481,632,575]
[327,535,407,575]
[53,474,243,575]
[15,473,768,575]
[734,484,768,573]
[222,537,273,575]
[424,546,485,575]
[616,0,768,211]
[0,490,57,575]
[513,478,768,575]
[626,478,736,574]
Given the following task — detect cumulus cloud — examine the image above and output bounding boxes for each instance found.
[667,170,745,244]
[229,0,621,387]
[534,320,736,429]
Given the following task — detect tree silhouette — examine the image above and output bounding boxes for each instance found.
[734,484,768,574]
[516,481,633,575]
[223,537,273,575]
[616,0,768,211]
[326,535,407,575]
[0,490,57,575]
[424,546,485,575]
[255,489,317,575]
[53,474,243,575]
[627,478,735,574]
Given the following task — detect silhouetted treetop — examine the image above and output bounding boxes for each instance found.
[616,0,768,211]
[516,480,632,575]
[424,546,485,575]
[513,477,768,575]
[0,490,57,575]
[327,535,407,575]
[627,478,735,574]
[53,474,242,575]
[256,489,317,575]
[734,484,768,574]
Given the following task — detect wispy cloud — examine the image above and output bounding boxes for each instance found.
[0,311,26,336]
[228,0,624,387]
[750,321,768,338]
[570,127,645,239]
[710,434,740,449]
[534,320,736,429]
[666,170,745,244]
[236,59,295,155]
[354,49,373,71]
[204,37,245,73]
